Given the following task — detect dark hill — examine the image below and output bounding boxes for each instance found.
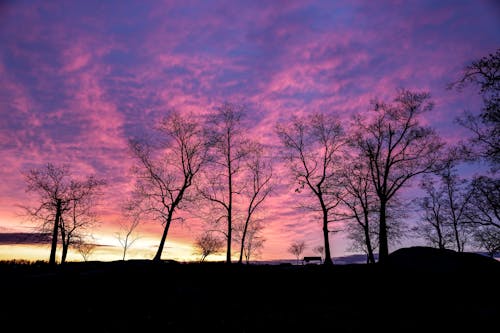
[386,246,500,273]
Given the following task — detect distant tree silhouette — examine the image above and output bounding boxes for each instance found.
[195,232,225,262]
[352,89,444,263]
[313,245,324,261]
[414,176,453,250]
[22,163,104,265]
[242,223,265,264]
[473,226,500,258]
[451,49,499,167]
[128,111,206,262]
[466,175,500,256]
[237,144,273,264]
[277,113,345,265]
[199,102,252,264]
[288,240,306,265]
[59,177,104,263]
[115,217,141,261]
[75,239,96,262]
[338,160,377,264]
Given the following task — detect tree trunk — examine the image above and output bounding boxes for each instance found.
[378,199,389,263]
[49,199,61,266]
[363,224,376,264]
[61,241,68,264]
[322,207,333,265]
[227,141,233,264]
[153,213,173,262]
[238,217,250,264]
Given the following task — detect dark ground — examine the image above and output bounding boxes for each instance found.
[1,247,499,332]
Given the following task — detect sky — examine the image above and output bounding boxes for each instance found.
[0,0,499,262]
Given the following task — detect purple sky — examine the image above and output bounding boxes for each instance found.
[0,0,499,261]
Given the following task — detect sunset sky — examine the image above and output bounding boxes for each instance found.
[1,0,499,262]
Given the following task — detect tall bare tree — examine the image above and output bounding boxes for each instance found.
[23,163,104,265]
[237,144,273,264]
[338,160,377,264]
[276,112,345,265]
[199,102,251,264]
[352,89,444,262]
[129,111,206,262]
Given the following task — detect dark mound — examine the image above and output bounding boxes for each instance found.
[386,246,500,273]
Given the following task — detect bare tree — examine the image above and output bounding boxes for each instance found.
[116,217,141,261]
[241,220,266,264]
[466,176,500,229]
[473,226,500,258]
[129,111,206,262]
[276,112,345,265]
[237,144,273,264]
[288,240,306,265]
[451,49,499,167]
[195,232,225,262]
[59,176,104,263]
[75,239,96,262]
[23,164,104,265]
[338,160,377,264]
[352,89,444,262]
[414,176,452,250]
[313,245,324,260]
[199,102,251,264]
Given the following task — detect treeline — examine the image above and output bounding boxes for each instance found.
[22,50,499,265]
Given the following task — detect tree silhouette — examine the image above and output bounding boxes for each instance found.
[199,102,252,264]
[195,232,225,262]
[75,239,96,262]
[338,160,377,264]
[242,222,265,264]
[59,177,104,263]
[128,111,206,262]
[277,113,345,265]
[23,163,104,265]
[115,217,141,261]
[288,240,306,265]
[452,49,499,167]
[352,89,444,263]
[237,144,273,264]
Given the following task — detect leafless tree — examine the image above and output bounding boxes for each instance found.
[195,232,225,262]
[466,176,500,229]
[414,176,453,250]
[451,49,499,167]
[473,226,500,258]
[276,112,345,265]
[75,239,96,262]
[199,102,252,264]
[238,220,266,264]
[22,163,104,265]
[115,217,141,261]
[59,176,104,263]
[288,240,306,265]
[237,144,273,264]
[313,245,324,260]
[338,160,377,264]
[129,111,206,262]
[352,89,444,262]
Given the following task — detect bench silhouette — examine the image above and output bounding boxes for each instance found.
[303,256,322,264]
